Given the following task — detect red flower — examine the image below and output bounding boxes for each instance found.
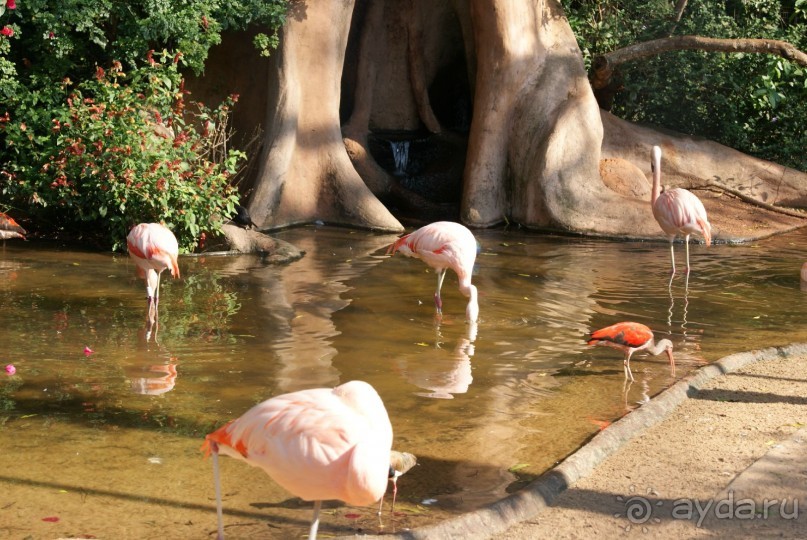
[146,49,156,66]
[1,27,14,38]
[6,0,16,10]
[95,66,105,80]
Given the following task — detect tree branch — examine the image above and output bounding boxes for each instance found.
[591,35,807,91]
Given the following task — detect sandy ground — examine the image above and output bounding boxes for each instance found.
[495,353,807,539]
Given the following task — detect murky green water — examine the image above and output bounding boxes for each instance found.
[2,225,807,538]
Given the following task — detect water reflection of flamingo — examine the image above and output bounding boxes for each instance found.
[203,380,393,540]
[130,363,177,396]
[651,145,712,275]
[387,221,479,322]
[0,213,26,241]
[399,322,477,399]
[127,223,180,328]
[588,322,675,381]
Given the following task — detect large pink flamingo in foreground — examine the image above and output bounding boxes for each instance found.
[651,145,712,274]
[387,221,479,322]
[202,380,394,540]
[588,322,675,381]
[126,223,180,326]
[0,212,26,241]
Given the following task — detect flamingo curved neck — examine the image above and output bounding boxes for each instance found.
[648,339,672,356]
[464,284,479,323]
[651,146,662,206]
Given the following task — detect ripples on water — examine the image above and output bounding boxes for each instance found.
[1,226,807,538]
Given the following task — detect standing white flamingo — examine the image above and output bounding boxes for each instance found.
[387,221,479,322]
[127,223,180,327]
[651,145,712,274]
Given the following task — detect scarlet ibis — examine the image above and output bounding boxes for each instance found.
[588,321,675,381]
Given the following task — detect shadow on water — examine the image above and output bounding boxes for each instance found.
[2,225,807,537]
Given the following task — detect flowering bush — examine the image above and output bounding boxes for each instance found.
[1,54,242,251]
[0,0,288,250]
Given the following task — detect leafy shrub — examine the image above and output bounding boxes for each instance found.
[1,54,242,252]
[0,0,289,250]
[562,0,807,171]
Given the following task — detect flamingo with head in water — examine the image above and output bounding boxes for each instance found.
[650,145,712,275]
[387,221,479,322]
[588,321,675,381]
[126,223,180,326]
[202,380,394,540]
[0,213,26,241]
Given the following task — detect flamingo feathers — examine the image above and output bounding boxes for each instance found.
[588,322,653,349]
[203,381,392,506]
[653,188,712,246]
[0,212,26,240]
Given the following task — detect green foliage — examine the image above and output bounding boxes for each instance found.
[1,56,241,252]
[0,0,288,250]
[562,0,807,170]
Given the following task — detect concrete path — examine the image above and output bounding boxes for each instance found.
[365,343,807,539]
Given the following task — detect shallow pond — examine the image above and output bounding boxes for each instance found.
[2,224,807,539]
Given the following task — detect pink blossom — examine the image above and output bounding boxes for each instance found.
[83,346,94,356]
[5,364,15,375]
[7,0,16,10]
[1,26,14,38]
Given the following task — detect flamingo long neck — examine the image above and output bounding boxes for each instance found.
[647,339,669,356]
[651,146,662,206]
[463,284,479,323]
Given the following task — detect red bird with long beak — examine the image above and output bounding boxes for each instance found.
[588,322,675,381]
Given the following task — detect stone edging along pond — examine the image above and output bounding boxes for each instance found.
[356,342,807,540]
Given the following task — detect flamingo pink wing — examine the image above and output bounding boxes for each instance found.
[653,189,711,244]
[203,382,392,506]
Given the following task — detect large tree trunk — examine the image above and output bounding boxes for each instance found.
[192,0,807,242]
[462,0,656,237]
[245,0,403,232]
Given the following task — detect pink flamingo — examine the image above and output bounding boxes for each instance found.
[202,380,393,540]
[0,212,26,241]
[651,145,712,274]
[588,321,675,381]
[387,221,479,322]
[126,223,180,326]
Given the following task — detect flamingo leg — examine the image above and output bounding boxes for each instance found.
[669,242,676,276]
[391,477,399,514]
[623,352,635,381]
[434,269,446,314]
[310,500,322,540]
[211,442,225,540]
[154,270,163,323]
[684,234,692,274]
